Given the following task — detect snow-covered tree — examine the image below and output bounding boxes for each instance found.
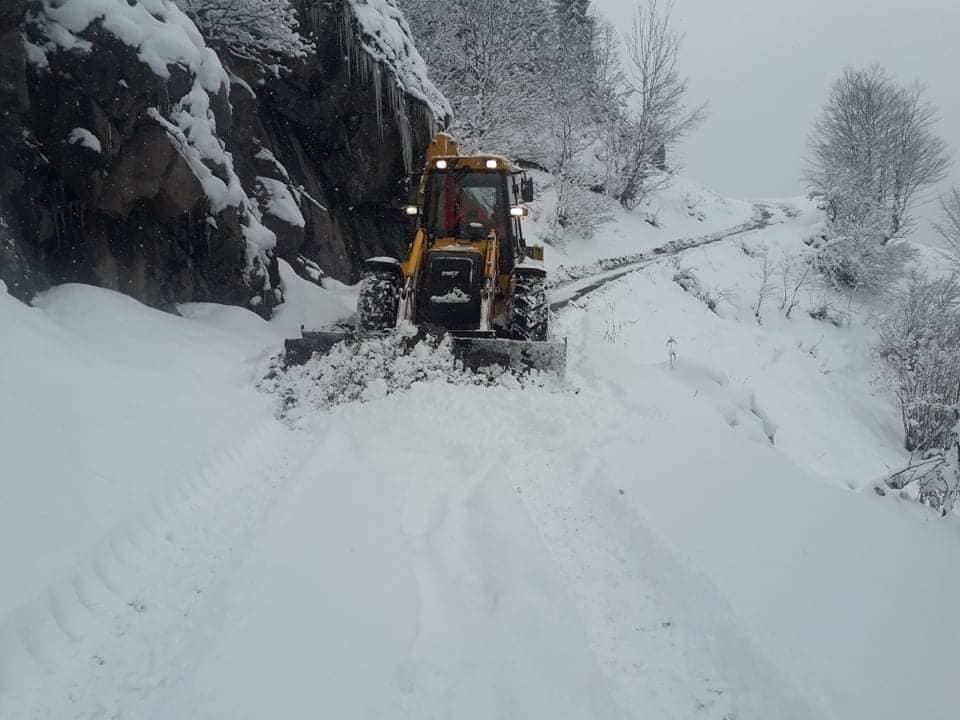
[806,66,949,245]
[403,0,553,156]
[552,0,595,71]
[178,0,313,64]
[617,0,707,209]
[934,187,960,260]
[589,19,632,196]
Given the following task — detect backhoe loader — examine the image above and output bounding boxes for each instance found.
[284,134,566,375]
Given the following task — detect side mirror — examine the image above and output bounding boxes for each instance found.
[520,177,534,203]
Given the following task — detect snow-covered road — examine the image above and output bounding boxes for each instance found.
[550,203,776,311]
[3,196,959,720]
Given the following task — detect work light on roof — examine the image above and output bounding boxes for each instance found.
[435,159,448,169]
[485,159,499,169]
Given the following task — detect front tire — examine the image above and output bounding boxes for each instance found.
[358,270,400,331]
[511,274,548,341]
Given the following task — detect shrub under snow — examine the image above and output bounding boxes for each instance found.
[879,272,960,453]
[879,441,960,517]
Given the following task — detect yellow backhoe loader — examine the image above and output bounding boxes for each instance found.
[284,134,566,375]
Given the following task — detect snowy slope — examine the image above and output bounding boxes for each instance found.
[2,177,959,720]
[528,171,758,270]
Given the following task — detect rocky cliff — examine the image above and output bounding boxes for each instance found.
[0,0,448,315]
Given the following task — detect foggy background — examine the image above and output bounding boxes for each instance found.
[593,0,959,224]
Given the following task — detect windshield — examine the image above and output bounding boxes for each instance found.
[424,170,512,241]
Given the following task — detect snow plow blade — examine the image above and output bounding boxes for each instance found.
[452,337,567,377]
[282,330,352,367]
[284,330,566,377]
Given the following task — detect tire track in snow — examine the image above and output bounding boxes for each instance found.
[500,399,731,717]
[506,301,819,720]
[0,419,313,720]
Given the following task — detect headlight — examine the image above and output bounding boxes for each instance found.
[404,205,419,216]
[435,159,448,169]
[510,206,528,218]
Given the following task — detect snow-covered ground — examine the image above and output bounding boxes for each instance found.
[2,176,959,720]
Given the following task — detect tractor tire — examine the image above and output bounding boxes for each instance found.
[358,270,400,331]
[511,274,549,342]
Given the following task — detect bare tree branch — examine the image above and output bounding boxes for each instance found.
[934,187,960,260]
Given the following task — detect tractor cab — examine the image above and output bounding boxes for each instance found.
[416,158,533,276]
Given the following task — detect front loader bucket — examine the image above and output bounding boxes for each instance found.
[452,337,567,377]
[283,330,352,366]
[284,329,567,377]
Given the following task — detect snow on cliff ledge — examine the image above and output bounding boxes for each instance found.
[347,0,452,121]
[35,0,277,265]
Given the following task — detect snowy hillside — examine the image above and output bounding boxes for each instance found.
[2,175,960,720]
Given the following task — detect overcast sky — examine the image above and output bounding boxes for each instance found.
[593,0,960,208]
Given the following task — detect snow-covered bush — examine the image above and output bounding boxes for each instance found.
[777,255,814,318]
[177,0,313,64]
[879,272,960,453]
[813,221,917,292]
[672,267,731,316]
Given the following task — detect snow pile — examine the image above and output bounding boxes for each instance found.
[262,333,478,417]
[346,0,451,122]
[36,0,277,268]
[260,330,557,420]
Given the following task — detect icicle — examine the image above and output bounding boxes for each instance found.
[373,63,384,142]
[391,80,413,174]
[339,9,352,83]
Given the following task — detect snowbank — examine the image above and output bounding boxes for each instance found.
[0,284,275,636]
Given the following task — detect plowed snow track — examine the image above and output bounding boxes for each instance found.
[550,204,776,311]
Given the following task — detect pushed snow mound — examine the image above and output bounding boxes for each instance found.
[260,332,560,420]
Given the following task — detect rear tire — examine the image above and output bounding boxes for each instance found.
[511,274,548,341]
[358,270,400,331]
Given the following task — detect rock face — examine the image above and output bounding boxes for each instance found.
[228,0,446,284]
[0,0,447,314]
[0,0,44,300]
